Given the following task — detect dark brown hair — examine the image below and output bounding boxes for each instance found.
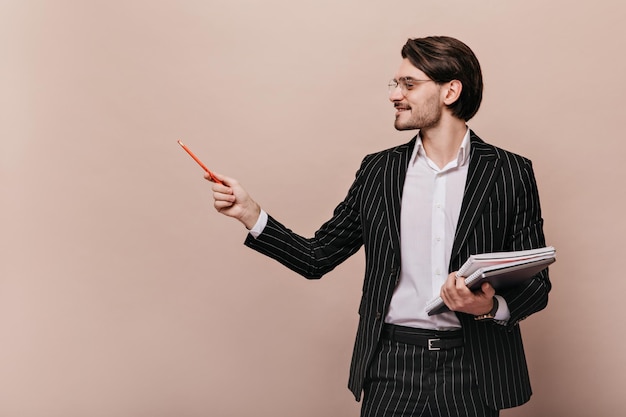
[401,36,483,121]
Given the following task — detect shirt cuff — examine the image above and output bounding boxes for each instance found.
[493,295,511,323]
[248,209,268,238]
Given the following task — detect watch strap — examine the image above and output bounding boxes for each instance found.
[474,296,499,321]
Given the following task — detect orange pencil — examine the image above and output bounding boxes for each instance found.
[177,140,223,184]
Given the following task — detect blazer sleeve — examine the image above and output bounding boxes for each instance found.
[499,158,551,327]
[243,158,369,279]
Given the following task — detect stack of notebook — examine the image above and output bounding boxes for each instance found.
[425,246,556,316]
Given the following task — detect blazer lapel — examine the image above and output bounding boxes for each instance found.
[450,131,502,266]
[384,137,416,262]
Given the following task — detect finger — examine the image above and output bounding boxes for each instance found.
[208,171,223,183]
[455,274,469,290]
[204,171,229,185]
[213,191,236,204]
[454,277,471,295]
[481,282,496,297]
[214,200,234,211]
[441,276,459,303]
[211,172,235,187]
[442,272,457,290]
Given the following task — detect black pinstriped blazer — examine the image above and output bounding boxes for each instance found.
[244,131,551,410]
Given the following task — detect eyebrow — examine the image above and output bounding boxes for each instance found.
[395,76,420,82]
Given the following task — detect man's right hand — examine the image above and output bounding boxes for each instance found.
[206,172,261,230]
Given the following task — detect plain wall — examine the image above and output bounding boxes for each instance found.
[1,1,625,416]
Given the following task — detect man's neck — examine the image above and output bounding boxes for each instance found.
[419,119,468,169]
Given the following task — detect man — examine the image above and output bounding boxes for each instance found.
[209,36,550,417]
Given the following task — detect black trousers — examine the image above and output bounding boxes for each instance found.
[360,335,499,417]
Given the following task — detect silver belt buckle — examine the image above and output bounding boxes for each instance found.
[428,338,441,351]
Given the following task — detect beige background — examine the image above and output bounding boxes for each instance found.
[1,0,624,416]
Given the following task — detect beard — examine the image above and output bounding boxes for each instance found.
[394,96,443,131]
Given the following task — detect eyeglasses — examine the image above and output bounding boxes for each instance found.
[388,77,433,95]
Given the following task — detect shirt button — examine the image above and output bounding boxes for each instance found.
[375,312,382,320]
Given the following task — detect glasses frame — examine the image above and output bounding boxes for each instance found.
[388,77,434,95]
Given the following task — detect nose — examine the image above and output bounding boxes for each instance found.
[389,86,404,102]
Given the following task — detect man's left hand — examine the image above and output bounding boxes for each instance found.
[440,272,496,316]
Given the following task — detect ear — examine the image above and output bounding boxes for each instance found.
[442,80,463,105]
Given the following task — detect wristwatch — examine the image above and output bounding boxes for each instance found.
[474,296,499,321]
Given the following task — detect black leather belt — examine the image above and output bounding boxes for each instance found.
[382,324,464,351]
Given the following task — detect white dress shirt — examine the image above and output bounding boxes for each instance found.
[384,130,470,329]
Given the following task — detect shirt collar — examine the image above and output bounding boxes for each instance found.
[412,127,471,167]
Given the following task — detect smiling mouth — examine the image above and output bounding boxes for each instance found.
[394,103,410,111]
[395,105,410,116]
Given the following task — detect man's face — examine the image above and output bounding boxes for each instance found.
[389,59,443,131]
